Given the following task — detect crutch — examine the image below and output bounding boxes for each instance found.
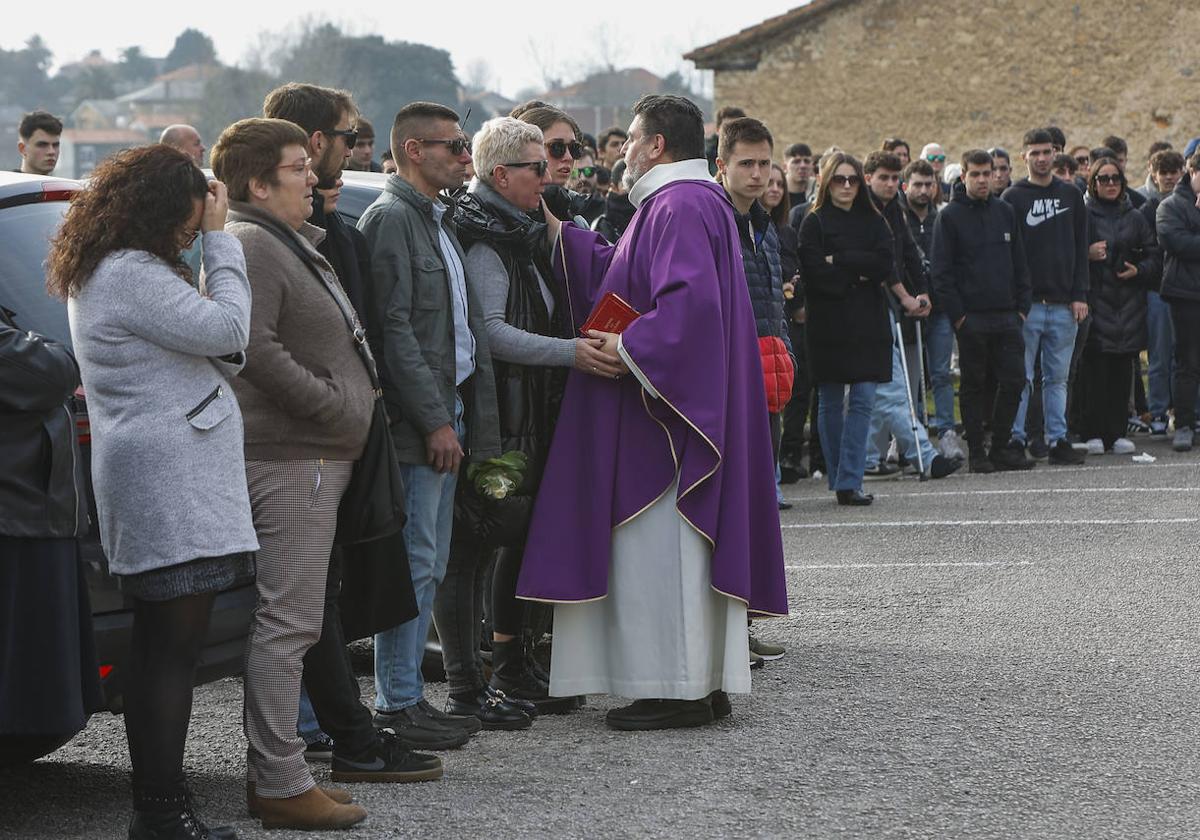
[893,313,927,481]
[914,319,928,426]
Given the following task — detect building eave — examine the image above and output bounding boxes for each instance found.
[684,0,852,69]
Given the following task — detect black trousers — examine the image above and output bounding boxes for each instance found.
[1080,347,1135,449]
[1170,299,1200,429]
[301,549,376,757]
[780,320,810,465]
[956,312,1026,457]
[432,526,489,698]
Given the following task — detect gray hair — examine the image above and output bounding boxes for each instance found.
[473,117,544,185]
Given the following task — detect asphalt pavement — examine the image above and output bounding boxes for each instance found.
[4,435,1200,839]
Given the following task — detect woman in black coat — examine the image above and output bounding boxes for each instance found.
[1081,159,1161,454]
[798,153,894,505]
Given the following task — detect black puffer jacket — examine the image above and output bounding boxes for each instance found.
[0,307,88,539]
[1157,177,1200,303]
[455,187,569,533]
[734,200,793,356]
[1085,194,1160,354]
[591,191,636,244]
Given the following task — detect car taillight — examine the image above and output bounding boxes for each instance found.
[40,184,77,201]
[76,416,91,446]
[99,665,113,679]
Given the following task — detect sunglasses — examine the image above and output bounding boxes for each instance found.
[419,137,472,156]
[572,166,596,178]
[326,128,359,146]
[182,228,200,248]
[831,174,861,187]
[504,160,549,177]
[1095,174,1123,185]
[926,154,946,163]
[546,139,584,160]
[1074,156,1090,166]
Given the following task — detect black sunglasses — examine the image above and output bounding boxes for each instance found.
[419,137,472,156]
[546,139,584,160]
[831,174,861,187]
[504,160,549,177]
[1074,156,1090,165]
[1095,174,1123,185]
[326,128,359,146]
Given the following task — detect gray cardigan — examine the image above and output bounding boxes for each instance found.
[67,231,260,575]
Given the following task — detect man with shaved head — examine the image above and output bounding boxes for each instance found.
[159,124,205,165]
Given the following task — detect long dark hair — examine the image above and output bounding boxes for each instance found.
[1087,157,1126,200]
[811,152,878,216]
[766,162,791,226]
[47,144,207,299]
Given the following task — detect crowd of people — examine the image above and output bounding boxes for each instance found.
[4,84,1200,840]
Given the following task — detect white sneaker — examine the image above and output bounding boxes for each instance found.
[886,438,899,464]
[1111,437,1136,455]
[1085,438,1105,455]
[938,429,965,460]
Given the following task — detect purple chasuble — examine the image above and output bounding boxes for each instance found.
[516,167,788,617]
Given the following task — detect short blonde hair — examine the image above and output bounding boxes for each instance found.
[472,117,544,185]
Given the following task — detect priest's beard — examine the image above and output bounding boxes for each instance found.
[315,146,343,190]
[622,149,652,192]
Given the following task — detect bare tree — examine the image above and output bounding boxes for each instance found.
[463,58,492,94]
[525,38,563,92]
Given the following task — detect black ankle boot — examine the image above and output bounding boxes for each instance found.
[489,639,549,701]
[130,785,237,840]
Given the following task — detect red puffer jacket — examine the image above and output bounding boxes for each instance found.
[759,335,794,414]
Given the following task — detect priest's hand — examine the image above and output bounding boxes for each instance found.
[426,424,464,474]
[584,329,631,379]
[574,337,625,377]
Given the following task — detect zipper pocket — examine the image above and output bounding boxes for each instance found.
[186,386,222,421]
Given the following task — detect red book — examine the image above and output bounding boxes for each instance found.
[580,292,640,336]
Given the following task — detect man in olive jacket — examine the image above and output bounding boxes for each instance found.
[357,101,500,747]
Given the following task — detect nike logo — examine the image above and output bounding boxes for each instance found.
[1026,198,1070,227]
[336,756,385,771]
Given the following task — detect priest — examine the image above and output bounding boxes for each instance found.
[517,94,789,731]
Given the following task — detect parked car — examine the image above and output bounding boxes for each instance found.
[0,172,255,767]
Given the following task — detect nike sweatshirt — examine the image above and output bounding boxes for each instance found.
[1001,177,1088,304]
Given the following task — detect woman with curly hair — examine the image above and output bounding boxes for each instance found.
[48,144,257,839]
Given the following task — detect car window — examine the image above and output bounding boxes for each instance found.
[0,201,71,347]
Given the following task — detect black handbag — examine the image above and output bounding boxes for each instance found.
[237,215,406,545]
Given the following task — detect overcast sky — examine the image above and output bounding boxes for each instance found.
[3,1,801,98]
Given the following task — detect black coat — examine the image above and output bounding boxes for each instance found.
[311,191,372,318]
[798,203,894,384]
[0,307,88,539]
[1157,177,1200,304]
[1085,194,1160,354]
[591,191,636,244]
[456,186,569,546]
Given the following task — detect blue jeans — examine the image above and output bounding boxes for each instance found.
[1012,303,1077,445]
[1146,291,1174,417]
[926,312,956,433]
[374,400,463,712]
[296,685,322,744]
[817,382,878,492]
[866,323,939,472]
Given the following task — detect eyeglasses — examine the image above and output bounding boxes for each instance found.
[572,166,596,178]
[326,128,359,146]
[418,137,472,156]
[183,229,200,248]
[1095,174,1123,185]
[1074,156,1090,166]
[504,160,549,177]
[546,139,584,160]
[926,154,946,163]
[276,157,313,176]
[831,174,861,187]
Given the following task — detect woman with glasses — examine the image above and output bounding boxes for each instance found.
[798,153,894,506]
[48,144,257,838]
[441,117,623,720]
[511,100,603,223]
[212,118,427,831]
[1079,159,1160,455]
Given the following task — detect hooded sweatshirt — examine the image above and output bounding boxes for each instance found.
[1001,177,1088,304]
[930,181,1032,325]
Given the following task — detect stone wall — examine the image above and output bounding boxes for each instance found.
[711,0,1200,178]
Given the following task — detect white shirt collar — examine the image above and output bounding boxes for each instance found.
[628,159,715,209]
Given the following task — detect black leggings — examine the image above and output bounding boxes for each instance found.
[491,547,525,638]
[123,593,214,803]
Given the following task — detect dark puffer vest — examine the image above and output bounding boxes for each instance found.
[455,187,570,510]
[1085,193,1160,354]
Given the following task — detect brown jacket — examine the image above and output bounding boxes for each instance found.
[225,202,374,461]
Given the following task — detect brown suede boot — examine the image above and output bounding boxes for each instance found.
[246,780,353,818]
[253,787,366,830]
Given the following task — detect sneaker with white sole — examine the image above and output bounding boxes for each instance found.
[1150,416,1169,438]
[1111,437,1136,455]
[938,429,965,460]
[1085,438,1105,456]
[748,632,785,661]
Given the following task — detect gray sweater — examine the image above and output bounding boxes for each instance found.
[67,232,260,575]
